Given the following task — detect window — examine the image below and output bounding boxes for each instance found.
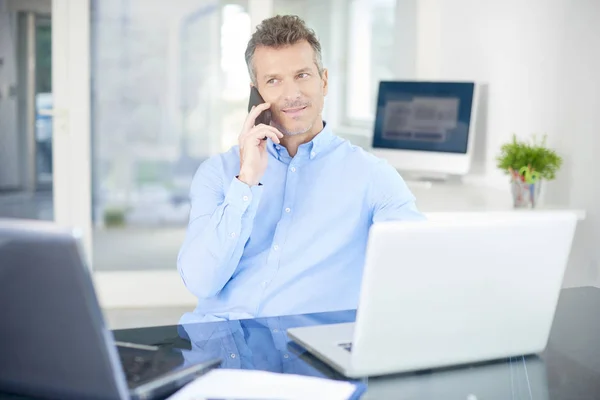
[91,0,399,233]
[91,0,251,231]
[345,0,397,125]
[219,4,252,150]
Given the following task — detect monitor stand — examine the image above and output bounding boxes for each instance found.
[398,171,464,188]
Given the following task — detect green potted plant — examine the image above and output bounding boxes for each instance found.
[496,134,563,208]
[103,207,127,228]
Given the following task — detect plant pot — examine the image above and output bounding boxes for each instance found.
[511,179,542,208]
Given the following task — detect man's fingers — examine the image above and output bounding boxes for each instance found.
[240,125,283,146]
[258,137,268,150]
[243,102,272,131]
[241,129,279,146]
[254,124,284,138]
[255,128,280,144]
[253,125,282,143]
[250,102,271,116]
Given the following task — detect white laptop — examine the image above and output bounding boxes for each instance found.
[287,211,578,378]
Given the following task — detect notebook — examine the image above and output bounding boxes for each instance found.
[166,369,366,400]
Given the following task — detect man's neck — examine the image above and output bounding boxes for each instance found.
[280,119,324,158]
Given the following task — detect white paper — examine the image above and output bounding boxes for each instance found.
[167,369,360,400]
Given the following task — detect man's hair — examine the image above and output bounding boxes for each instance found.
[245,15,323,85]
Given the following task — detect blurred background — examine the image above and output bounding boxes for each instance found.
[1,0,599,314]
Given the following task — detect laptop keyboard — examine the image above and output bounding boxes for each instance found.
[118,346,158,385]
[117,345,182,387]
[339,342,353,352]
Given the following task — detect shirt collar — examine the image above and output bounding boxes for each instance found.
[308,121,335,156]
[267,121,336,161]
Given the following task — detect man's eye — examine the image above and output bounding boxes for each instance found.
[298,73,309,79]
[267,78,278,84]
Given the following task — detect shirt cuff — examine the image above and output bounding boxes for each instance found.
[224,177,264,214]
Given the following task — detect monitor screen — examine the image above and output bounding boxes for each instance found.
[372,81,475,154]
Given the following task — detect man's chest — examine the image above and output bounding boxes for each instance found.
[248,161,372,242]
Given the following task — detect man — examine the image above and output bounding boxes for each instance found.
[178,15,424,323]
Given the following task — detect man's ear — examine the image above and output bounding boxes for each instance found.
[322,68,329,96]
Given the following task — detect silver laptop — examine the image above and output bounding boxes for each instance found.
[0,219,221,399]
[288,211,577,378]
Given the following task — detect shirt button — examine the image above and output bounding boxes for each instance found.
[272,329,279,333]
[283,354,289,359]
[273,244,279,251]
[290,166,296,172]
[262,281,268,288]
[311,151,316,158]
[276,145,281,150]
[230,232,236,238]
[242,195,249,201]
[230,353,236,359]
[285,207,291,213]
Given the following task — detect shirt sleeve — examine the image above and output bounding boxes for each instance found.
[369,159,426,223]
[177,157,263,299]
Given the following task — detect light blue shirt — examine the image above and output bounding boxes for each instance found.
[178,123,424,323]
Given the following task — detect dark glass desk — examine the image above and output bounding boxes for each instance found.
[111,287,600,399]
[1,287,598,399]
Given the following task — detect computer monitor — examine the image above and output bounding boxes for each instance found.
[371,81,479,176]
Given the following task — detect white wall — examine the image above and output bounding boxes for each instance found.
[416,0,566,183]
[552,0,600,288]
[415,0,600,287]
[0,0,21,189]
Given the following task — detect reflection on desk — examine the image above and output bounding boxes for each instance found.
[110,287,600,400]
[177,318,548,399]
[179,312,355,377]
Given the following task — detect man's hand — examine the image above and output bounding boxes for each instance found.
[238,103,283,186]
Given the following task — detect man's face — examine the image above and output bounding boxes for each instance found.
[252,40,328,136]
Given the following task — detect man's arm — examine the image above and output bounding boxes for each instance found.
[177,157,263,299]
[369,159,426,223]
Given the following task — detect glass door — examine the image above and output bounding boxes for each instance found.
[0,4,53,221]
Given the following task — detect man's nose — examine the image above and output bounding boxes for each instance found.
[281,79,302,101]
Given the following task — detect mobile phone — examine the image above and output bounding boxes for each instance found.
[248,86,272,126]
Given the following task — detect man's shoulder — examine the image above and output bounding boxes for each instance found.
[208,146,240,163]
[191,147,240,186]
[333,137,392,170]
[197,147,239,172]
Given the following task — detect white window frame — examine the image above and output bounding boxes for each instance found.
[52,0,93,265]
[343,0,374,128]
